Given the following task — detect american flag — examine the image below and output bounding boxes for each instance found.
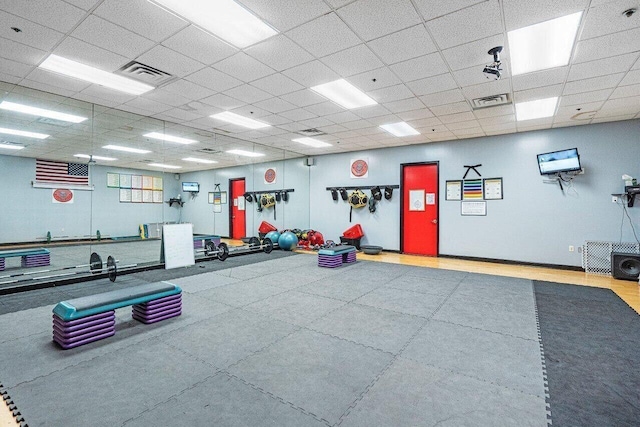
[36,159,89,185]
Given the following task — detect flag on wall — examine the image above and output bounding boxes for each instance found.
[36,159,89,185]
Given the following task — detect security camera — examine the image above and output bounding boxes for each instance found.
[483,46,503,80]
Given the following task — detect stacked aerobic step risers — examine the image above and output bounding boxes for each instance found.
[21,251,50,267]
[52,282,182,349]
[318,245,357,268]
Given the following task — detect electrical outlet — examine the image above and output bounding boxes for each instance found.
[569,245,575,252]
[612,196,619,203]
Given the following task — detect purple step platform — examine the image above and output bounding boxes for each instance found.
[53,310,116,350]
[0,258,4,271]
[132,307,182,324]
[132,293,182,324]
[318,251,357,268]
[22,253,50,267]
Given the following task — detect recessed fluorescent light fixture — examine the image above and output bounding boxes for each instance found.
[310,79,377,109]
[0,127,49,139]
[148,163,182,169]
[182,157,218,164]
[292,137,332,148]
[39,54,155,95]
[379,122,420,137]
[0,143,24,150]
[226,149,265,157]
[515,97,558,121]
[102,145,151,154]
[210,112,271,129]
[150,0,277,48]
[0,101,87,123]
[143,132,197,144]
[74,154,116,161]
[508,12,582,75]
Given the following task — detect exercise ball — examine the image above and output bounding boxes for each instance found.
[309,231,324,246]
[278,231,298,251]
[265,231,281,246]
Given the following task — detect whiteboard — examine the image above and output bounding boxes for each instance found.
[162,223,195,269]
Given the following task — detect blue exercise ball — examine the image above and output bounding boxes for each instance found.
[265,231,281,246]
[278,231,298,251]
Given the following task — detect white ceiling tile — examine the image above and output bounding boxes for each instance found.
[592,113,637,122]
[502,0,589,31]
[352,104,391,119]
[142,88,192,108]
[407,73,459,96]
[71,15,155,59]
[297,116,335,128]
[224,85,273,104]
[610,84,640,99]
[280,89,327,107]
[214,52,276,83]
[512,67,568,91]
[634,58,640,70]
[78,85,137,105]
[426,1,502,49]
[304,102,345,116]
[481,122,516,133]
[337,0,422,41]
[368,84,414,103]
[442,34,505,71]
[568,53,637,82]
[253,97,297,114]
[389,53,449,82]
[321,44,384,77]
[427,131,456,141]
[439,111,476,123]
[237,0,331,33]
[228,104,272,118]
[162,25,238,66]
[63,0,102,10]
[54,37,129,71]
[245,35,313,72]
[200,93,245,110]
[347,67,402,92]
[324,110,361,123]
[461,78,511,100]
[320,124,349,133]
[563,73,625,95]
[0,11,65,51]
[573,27,640,63]
[161,79,215,101]
[413,0,487,21]
[18,79,76,98]
[452,65,495,87]
[250,73,304,97]
[366,114,403,125]
[94,0,188,42]
[383,97,426,113]
[367,24,437,65]
[185,67,242,92]
[0,0,86,33]
[420,89,466,107]
[473,104,514,118]
[278,108,317,121]
[452,126,484,137]
[600,96,640,112]
[431,101,471,116]
[24,68,91,92]
[0,59,34,79]
[136,45,204,78]
[559,89,613,106]
[259,114,292,126]
[123,97,173,114]
[620,69,640,86]
[477,114,515,126]
[398,109,436,121]
[286,12,361,57]
[0,37,47,67]
[514,84,563,102]
[581,0,640,40]
[342,119,374,130]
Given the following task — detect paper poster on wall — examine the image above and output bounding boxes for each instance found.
[446,180,462,200]
[131,175,142,189]
[461,201,486,216]
[152,190,163,203]
[220,192,227,204]
[152,176,163,190]
[484,178,503,200]
[208,192,214,204]
[142,175,153,190]
[119,189,132,202]
[213,204,222,213]
[142,189,153,203]
[350,158,369,179]
[463,179,483,200]
[107,173,120,188]
[213,192,222,204]
[238,197,245,211]
[131,189,143,203]
[264,167,277,185]
[161,223,195,269]
[426,193,436,205]
[119,174,131,189]
[52,189,74,203]
[409,189,425,211]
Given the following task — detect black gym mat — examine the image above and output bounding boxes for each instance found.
[0,251,297,316]
[534,281,640,427]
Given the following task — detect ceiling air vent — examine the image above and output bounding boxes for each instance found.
[298,128,327,136]
[471,93,511,110]
[197,148,222,154]
[116,61,175,86]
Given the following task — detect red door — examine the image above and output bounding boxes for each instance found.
[230,178,245,239]
[401,163,438,256]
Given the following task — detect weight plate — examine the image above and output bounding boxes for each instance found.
[205,241,216,256]
[249,236,260,247]
[107,255,117,282]
[90,252,102,274]
[263,238,273,254]
[217,243,229,261]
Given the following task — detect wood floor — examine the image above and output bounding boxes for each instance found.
[1,248,638,426]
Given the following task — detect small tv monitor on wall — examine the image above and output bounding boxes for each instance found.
[182,182,199,192]
[537,148,581,175]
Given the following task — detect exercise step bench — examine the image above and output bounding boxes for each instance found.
[52,282,182,349]
[318,245,357,268]
[0,248,50,271]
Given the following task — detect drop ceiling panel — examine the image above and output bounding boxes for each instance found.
[161,80,216,101]
[250,73,303,97]
[0,36,48,66]
[441,34,505,71]
[280,89,327,107]
[304,101,345,116]
[347,67,402,92]
[563,73,625,95]
[558,88,613,106]
[162,25,238,66]
[512,67,569,91]
[611,84,640,99]
[399,109,436,121]
[368,84,414,103]
[213,52,276,83]
[278,108,317,121]
[0,11,66,52]
[0,0,86,33]
[245,35,314,71]
[367,24,437,65]
[253,97,297,114]
[568,53,637,81]
[581,0,640,40]
[427,1,502,49]
[54,37,129,71]
[236,0,331,33]
[406,73,459,96]
[389,52,449,82]
[413,0,488,21]
[185,67,242,92]
[473,103,514,118]
[321,44,385,77]
[224,84,272,104]
[420,89,466,107]
[461,78,511,99]
[384,97,426,113]
[573,27,640,63]
[0,59,32,79]
[142,88,191,108]
[337,0,422,41]
[431,101,472,116]
[286,12,361,57]
[620,69,640,86]
[24,68,92,92]
[502,0,589,31]
[282,60,340,87]
[352,104,392,119]
[200,93,245,110]
[136,45,204,78]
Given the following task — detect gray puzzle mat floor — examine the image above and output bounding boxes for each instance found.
[0,255,548,426]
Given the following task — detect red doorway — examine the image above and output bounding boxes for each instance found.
[229,178,245,239]
[401,162,439,256]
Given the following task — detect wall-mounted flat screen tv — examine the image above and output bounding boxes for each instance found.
[537,148,581,175]
[182,182,199,192]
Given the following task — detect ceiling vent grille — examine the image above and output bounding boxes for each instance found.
[471,94,511,110]
[197,148,222,154]
[116,61,175,86]
[298,128,327,136]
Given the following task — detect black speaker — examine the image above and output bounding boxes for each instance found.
[611,252,640,281]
